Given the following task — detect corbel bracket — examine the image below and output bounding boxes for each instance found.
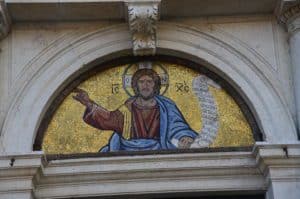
[0,0,11,40]
[126,0,160,56]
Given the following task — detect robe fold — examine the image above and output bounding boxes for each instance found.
[83,95,198,152]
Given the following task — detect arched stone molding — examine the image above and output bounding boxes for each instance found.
[276,1,300,135]
[156,23,297,142]
[0,23,297,153]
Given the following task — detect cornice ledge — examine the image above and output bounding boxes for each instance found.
[254,142,300,182]
[43,151,257,176]
[35,151,264,198]
[0,152,44,195]
[0,0,11,40]
[0,151,44,177]
[125,0,160,56]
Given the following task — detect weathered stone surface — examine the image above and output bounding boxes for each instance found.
[276,0,300,135]
[0,1,299,199]
[0,0,11,40]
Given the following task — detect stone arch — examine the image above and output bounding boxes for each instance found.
[0,23,297,153]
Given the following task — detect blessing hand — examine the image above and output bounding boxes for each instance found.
[72,88,92,107]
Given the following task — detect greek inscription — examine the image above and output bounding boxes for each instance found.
[191,75,219,148]
[201,104,217,111]
[202,109,217,115]
[202,114,218,121]
[112,84,120,94]
[175,81,189,93]
[203,120,217,126]
[200,98,215,104]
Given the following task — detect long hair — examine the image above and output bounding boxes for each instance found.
[131,69,161,96]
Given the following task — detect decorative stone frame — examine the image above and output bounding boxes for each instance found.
[32,54,263,151]
[0,22,297,153]
[0,21,299,199]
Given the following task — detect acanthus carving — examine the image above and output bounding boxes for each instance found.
[276,0,300,33]
[0,0,11,40]
[126,1,160,56]
[280,4,300,23]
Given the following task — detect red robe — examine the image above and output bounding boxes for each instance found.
[83,99,160,139]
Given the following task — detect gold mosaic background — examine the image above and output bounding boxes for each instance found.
[43,62,254,154]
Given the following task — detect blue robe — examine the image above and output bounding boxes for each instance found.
[100,95,198,152]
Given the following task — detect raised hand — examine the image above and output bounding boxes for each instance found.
[73,88,92,107]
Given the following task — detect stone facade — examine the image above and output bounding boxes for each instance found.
[0,0,299,198]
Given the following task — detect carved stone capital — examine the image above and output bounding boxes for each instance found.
[276,0,300,33]
[287,15,300,34]
[0,0,11,40]
[126,0,160,56]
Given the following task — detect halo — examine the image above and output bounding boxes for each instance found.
[122,62,169,97]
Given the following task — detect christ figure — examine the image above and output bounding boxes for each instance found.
[73,68,197,152]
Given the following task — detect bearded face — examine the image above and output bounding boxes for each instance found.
[137,75,155,100]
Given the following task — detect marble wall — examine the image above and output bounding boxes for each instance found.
[0,12,299,199]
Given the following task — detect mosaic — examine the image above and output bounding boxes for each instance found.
[42,62,254,154]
